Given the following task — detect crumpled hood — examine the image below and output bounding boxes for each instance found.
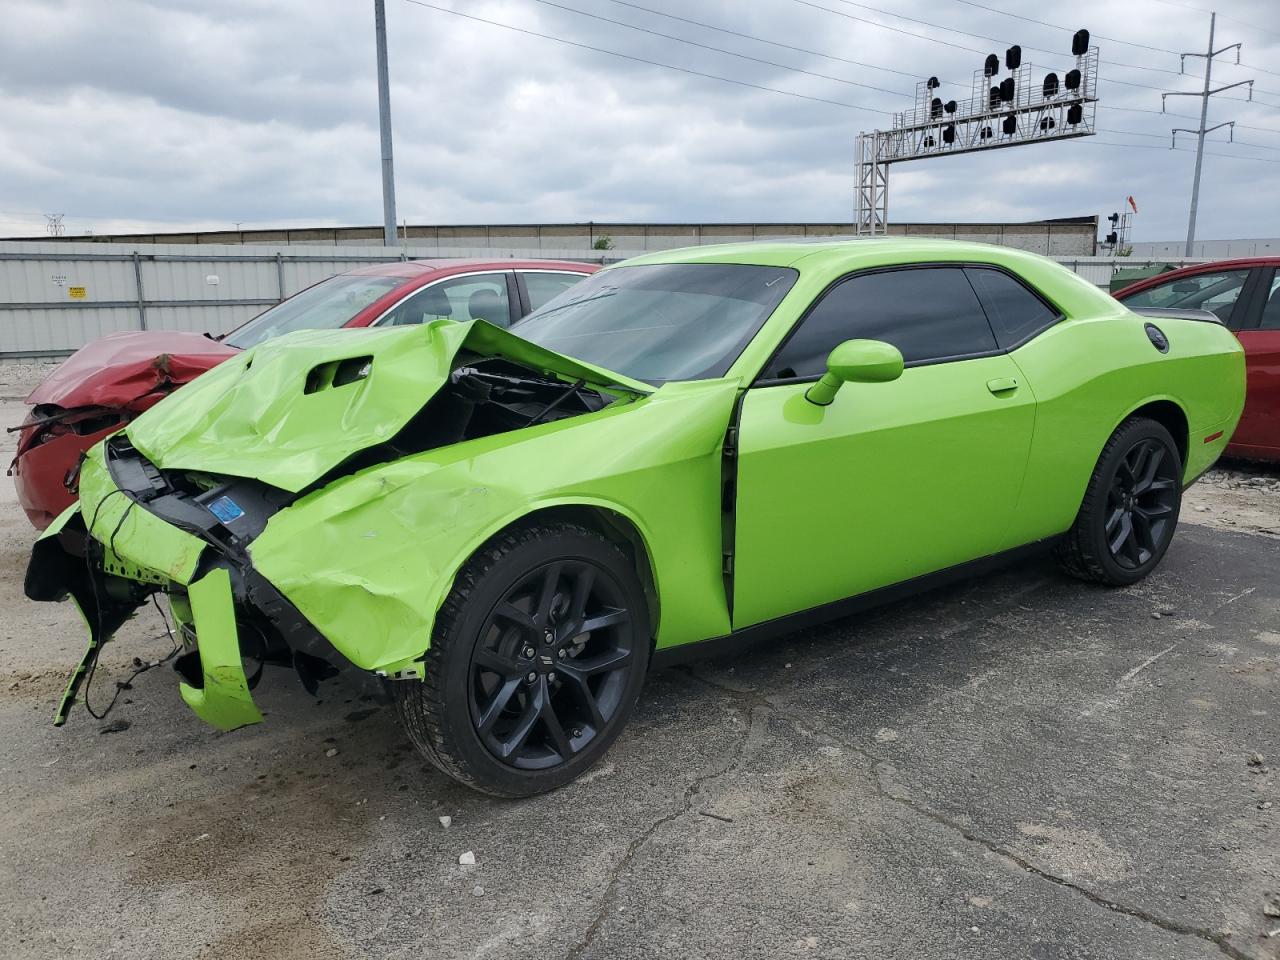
[26,330,239,408]
[123,319,651,493]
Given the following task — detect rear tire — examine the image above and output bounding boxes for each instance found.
[1056,417,1183,586]
[394,521,650,797]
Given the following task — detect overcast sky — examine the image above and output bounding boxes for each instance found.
[1,0,1277,242]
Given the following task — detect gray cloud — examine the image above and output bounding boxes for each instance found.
[1,0,1277,241]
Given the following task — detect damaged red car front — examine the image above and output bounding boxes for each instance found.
[9,332,236,528]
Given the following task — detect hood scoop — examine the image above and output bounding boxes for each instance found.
[124,320,647,493]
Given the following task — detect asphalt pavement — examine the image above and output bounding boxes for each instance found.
[1,375,1278,959]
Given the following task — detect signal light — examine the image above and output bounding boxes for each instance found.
[1065,69,1081,91]
[942,123,956,144]
[1040,117,1057,131]
[989,86,1001,109]
[999,77,1015,102]
[1006,45,1022,70]
[931,97,943,119]
[984,54,1000,77]
[944,99,957,114]
[1002,113,1017,135]
[924,135,936,148]
[1043,73,1059,98]
[1067,103,1083,124]
[1072,29,1090,57]
[1108,212,1120,224]
[1105,231,1118,245]
[927,76,940,89]
[980,125,994,140]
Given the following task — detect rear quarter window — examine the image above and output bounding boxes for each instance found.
[965,267,1060,349]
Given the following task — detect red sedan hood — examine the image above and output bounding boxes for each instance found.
[27,331,239,408]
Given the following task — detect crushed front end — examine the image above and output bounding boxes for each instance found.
[27,436,345,731]
[23,320,652,731]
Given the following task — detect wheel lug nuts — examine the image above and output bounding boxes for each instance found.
[522,646,535,659]
[526,671,537,684]
[557,649,566,659]
[548,672,557,682]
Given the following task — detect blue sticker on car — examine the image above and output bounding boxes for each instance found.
[208,496,245,524]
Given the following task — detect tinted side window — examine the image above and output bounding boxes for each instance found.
[766,267,997,378]
[965,267,1058,348]
[523,271,587,312]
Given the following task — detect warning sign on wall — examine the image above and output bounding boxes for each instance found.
[68,286,86,299]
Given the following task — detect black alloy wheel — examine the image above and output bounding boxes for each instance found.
[469,559,635,770]
[1056,417,1184,586]
[1103,437,1180,570]
[394,521,650,797]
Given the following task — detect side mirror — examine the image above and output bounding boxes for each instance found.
[805,339,904,406]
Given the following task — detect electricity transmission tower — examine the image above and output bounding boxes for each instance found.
[44,214,65,237]
[1162,12,1253,257]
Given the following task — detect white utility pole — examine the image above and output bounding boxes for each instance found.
[374,0,399,247]
[1163,13,1253,257]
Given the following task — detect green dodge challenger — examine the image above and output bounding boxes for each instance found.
[27,239,1245,796]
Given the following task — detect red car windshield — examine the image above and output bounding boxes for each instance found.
[224,274,410,349]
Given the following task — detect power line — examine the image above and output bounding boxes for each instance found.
[398,0,892,113]
[940,0,1280,95]
[788,0,987,56]
[1079,138,1280,164]
[597,0,929,81]
[945,0,1179,55]
[524,0,911,97]
[1098,126,1280,152]
[1101,103,1280,136]
[400,0,1280,158]
[786,0,1235,100]
[1097,127,1174,139]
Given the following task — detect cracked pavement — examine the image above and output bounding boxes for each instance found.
[2,385,1279,959]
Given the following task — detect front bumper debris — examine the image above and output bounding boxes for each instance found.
[176,568,263,730]
[26,437,342,731]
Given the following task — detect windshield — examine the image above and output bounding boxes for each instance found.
[509,262,799,382]
[223,274,409,349]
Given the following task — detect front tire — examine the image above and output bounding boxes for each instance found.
[395,522,650,797]
[1056,417,1183,586]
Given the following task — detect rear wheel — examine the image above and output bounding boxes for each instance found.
[395,522,650,797]
[1056,418,1183,586]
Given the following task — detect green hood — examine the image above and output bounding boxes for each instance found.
[124,319,651,492]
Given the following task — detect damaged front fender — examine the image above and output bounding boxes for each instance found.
[249,377,741,677]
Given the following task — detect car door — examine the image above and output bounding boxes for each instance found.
[1232,267,1280,455]
[376,272,518,327]
[730,265,1037,629]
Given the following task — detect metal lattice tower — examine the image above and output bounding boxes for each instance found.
[855,38,1099,235]
[1162,13,1253,257]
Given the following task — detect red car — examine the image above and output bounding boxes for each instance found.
[10,259,596,528]
[1115,258,1280,462]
